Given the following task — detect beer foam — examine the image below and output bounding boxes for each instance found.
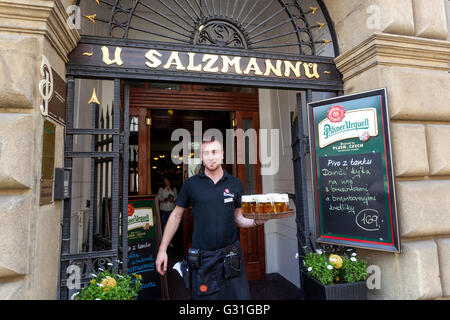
[255,194,271,202]
[242,195,256,202]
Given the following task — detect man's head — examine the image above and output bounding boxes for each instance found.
[200,137,224,172]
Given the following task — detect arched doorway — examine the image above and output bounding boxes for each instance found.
[60,0,342,300]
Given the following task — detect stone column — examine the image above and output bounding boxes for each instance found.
[327,0,450,299]
[0,0,79,299]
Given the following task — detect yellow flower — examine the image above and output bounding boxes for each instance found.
[90,279,96,285]
[101,277,117,289]
[328,254,343,269]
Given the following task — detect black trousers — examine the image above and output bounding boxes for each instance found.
[190,240,250,300]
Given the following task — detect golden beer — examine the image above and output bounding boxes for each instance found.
[270,193,289,213]
[256,195,272,214]
[242,195,256,214]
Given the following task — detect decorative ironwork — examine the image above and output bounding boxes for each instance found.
[77,0,338,56]
[196,20,246,48]
[58,79,130,300]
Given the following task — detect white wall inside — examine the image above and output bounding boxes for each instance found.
[259,88,300,287]
[259,88,337,288]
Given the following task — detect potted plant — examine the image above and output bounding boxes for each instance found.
[71,266,142,300]
[300,246,367,300]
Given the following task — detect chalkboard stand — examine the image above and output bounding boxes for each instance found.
[307,88,400,253]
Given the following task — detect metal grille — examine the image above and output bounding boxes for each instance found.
[76,0,338,56]
[59,79,130,300]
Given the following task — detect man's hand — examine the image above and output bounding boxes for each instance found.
[235,207,267,228]
[155,206,185,275]
[254,219,266,227]
[156,250,168,276]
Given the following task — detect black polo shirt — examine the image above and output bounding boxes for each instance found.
[175,168,243,251]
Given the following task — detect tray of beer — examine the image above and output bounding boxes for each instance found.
[242,209,295,220]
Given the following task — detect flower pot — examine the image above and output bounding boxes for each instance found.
[301,271,367,300]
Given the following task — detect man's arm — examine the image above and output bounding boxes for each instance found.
[155,205,185,275]
[234,207,266,228]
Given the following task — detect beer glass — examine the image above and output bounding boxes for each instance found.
[272,193,289,213]
[241,195,256,214]
[256,194,272,214]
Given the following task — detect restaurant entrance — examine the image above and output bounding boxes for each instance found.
[127,81,266,281]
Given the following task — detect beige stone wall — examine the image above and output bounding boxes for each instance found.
[332,0,450,300]
[0,0,79,299]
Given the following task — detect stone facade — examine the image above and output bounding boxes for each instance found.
[0,0,79,299]
[330,0,450,299]
[0,0,448,300]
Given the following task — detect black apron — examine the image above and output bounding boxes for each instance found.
[190,240,250,300]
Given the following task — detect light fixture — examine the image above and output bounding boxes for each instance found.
[152,166,157,169]
[168,109,173,116]
[153,157,159,161]
[146,117,152,126]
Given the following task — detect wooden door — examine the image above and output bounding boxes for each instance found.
[235,110,266,281]
[129,107,151,195]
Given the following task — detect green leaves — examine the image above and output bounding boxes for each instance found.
[74,269,142,300]
[303,248,367,286]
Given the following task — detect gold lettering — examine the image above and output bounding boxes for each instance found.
[243,58,263,75]
[163,51,186,70]
[187,52,202,71]
[101,46,123,66]
[202,54,219,72]
[145,49,162,68]
[303,62,320,79]
[264,59,282,77]
[221,56,242,74]
[284,61,302,78]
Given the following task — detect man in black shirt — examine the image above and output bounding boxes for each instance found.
[155,138,265,299]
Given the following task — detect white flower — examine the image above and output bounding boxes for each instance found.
[70,292,79,300]
[315,249,323,255]
[352,252,357,257]
[105,276,111,279]
[350,257,357,262]
[295,253,299,259]
[89,273,97,278]
[95,298,101,300]
[327,265,333,270]
[97,283,103,287]
[307,267,312,272]
[98,268,104,272]
[107,263,113,266]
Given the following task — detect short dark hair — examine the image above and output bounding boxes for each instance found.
[202,136,222,146]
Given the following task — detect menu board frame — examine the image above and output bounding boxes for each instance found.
[307,88,400,253]
[128,195,169,299]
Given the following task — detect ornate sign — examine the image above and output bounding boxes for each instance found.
[67,38,342,90]
[39,55,53,117]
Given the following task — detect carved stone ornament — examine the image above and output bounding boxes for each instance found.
[39,55,54,117]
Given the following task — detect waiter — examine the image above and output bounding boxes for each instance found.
[155,138,265,300]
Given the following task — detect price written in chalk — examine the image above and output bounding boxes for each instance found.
[318,153,387,238]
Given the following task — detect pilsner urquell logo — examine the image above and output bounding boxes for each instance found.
[327,105,346,123]
[318,108,378,148]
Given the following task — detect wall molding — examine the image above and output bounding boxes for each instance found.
[0,0,80,63]
[335,32,450,81]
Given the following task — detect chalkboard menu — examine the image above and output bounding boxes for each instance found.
[128,196,169,299]
[308,88,400,252]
